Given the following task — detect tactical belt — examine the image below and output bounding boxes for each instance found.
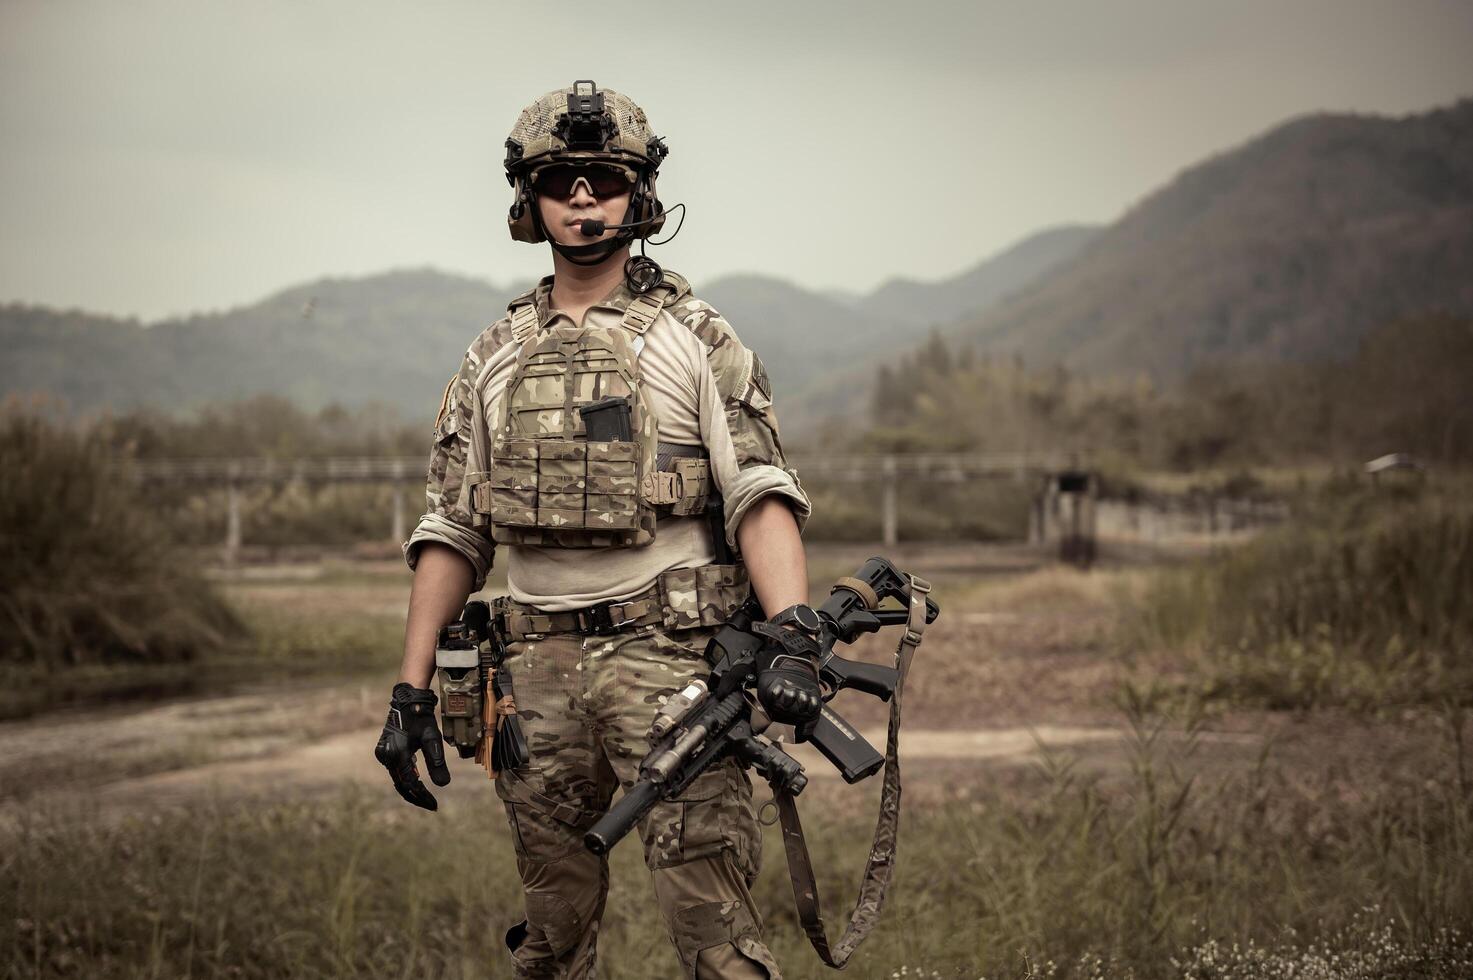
[499,588,665,639]
[775,573,932,969]
[497,563,749,642]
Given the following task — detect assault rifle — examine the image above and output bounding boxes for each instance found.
[584,556,938,853]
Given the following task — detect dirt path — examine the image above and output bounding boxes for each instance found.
[4,543,1254,821]
[9,700,1258,824]
[90,722,1128,808]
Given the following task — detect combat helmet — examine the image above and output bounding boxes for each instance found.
[504,80,669,264]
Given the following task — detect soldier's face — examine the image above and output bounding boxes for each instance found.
[536,173,632,248]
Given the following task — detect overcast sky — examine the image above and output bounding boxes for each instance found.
[2,0,1471,320]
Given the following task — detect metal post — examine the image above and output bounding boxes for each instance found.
[1029,476,1045,544]
[225,481,242,564]
[391,484,406,544]
[881,455,898,547]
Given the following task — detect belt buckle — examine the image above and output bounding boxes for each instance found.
[583,600,638,635]
[582,601,615,635]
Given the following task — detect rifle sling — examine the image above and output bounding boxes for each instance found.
[775,573,931,969]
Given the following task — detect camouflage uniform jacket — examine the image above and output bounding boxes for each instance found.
[404,270,809,608]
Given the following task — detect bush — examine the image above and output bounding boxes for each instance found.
[161,482,413,550]
[1128,485,1473,709]
[0,406,243,665]
[801,476,1032,542]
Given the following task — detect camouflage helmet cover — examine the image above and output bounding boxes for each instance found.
[504,80,668,244]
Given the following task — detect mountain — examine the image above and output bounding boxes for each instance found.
[8,102,1468,429]
[865,225,1100,328]
[954,100,1473,379]
[698,275,896,397]
[697,226,1098,396]
[1,269,526,422]
[3,222,1088,423]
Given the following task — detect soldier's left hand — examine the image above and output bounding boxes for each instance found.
[374,683,451,811]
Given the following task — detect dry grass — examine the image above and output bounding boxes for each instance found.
[4,695,1469,979]
[1124,487,1473,711]
[0,407,243,668]
[958,564,1149,615]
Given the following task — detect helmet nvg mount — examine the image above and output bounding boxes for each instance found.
[504,80,671,272]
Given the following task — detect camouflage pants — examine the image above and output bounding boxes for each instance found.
[494,623,782,979]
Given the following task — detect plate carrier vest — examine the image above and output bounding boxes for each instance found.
[472,280,713,548]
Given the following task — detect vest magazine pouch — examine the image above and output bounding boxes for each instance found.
[488,316,658,548]
[586,440,641,530]
[658,563,750,629]
[486,437,540,530]
[536,440,589,530]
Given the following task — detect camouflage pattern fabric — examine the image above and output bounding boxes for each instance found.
[407,315,517,590]
[658,564,750,631]
[667,293,807,549]
[481,317,659,548]
[671,296,786,473]
[503,82,667,245]
[406,267,809,593]
[494,623,778,978]
[507,84,661,172]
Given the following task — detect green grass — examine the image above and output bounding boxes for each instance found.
[5,702,1470,979]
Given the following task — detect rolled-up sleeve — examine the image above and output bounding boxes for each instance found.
[403,351,497,591]
[683,301,811,550]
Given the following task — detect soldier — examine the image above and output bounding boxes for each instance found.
[375,81,825,979]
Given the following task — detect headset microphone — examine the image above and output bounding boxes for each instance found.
[579,215,648,237]
[568,203,687,295]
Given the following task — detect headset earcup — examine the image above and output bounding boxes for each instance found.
[508,180,545,243]
[637,173,667,239]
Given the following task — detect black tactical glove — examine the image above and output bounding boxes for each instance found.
[374,682,451,811]
[751,605,825,725]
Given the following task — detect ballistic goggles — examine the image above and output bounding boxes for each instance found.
[529,162,637,201]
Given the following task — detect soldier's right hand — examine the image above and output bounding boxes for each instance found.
[374,683,451,811]
[751,622,825,725]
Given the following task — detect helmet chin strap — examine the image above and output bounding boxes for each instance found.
[533,200,635,267]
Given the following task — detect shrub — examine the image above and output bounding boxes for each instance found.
[1128,485,1473,709]
[0,406,243,665]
